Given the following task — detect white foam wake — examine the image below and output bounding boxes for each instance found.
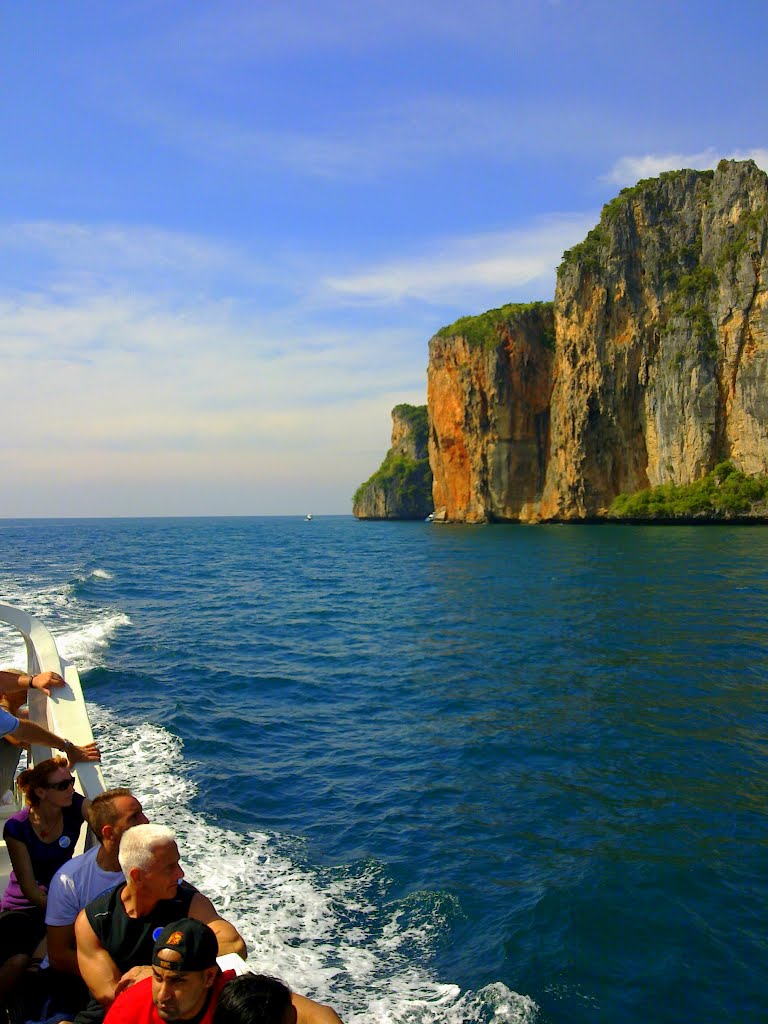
[0,611,130,672]
[87,569,114,581]
[1,582,536,1021]
[54,612,130,670]
[87,705,538,1024]
[0,573,127,672]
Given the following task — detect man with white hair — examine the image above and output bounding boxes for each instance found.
[73,823,246,1024]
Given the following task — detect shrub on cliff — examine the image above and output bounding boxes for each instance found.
[436,301,555,351]
[392,403,429,456]
[353,452,432,519]
[610,463,768,519]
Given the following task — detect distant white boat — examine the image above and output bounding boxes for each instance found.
[425,512,434,522]
[305,513,313,521]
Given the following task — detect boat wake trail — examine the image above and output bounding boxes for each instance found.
[0,571,128,672]
[0,608,129,672]
[53,612,131,671]
[87,705,538,1024]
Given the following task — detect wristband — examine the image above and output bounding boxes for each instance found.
[27,674,36,691]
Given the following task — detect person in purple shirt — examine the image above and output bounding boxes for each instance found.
[0,756,96,1000]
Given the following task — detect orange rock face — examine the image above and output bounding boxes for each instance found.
[426,160,768,522]
[428,305,555,522]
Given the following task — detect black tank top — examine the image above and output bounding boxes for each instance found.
[85,880,198,974]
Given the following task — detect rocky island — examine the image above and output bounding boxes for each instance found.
[352,404,432,520]
[355,159,768,522]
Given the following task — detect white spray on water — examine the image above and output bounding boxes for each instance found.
[1,575,537,1024]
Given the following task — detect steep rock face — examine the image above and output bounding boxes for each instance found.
[541,159,768,519]
[353,404,432,520]
[427,303,555,522]
[426,160,768,522]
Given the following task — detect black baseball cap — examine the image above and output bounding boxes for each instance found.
[152,919,218,972]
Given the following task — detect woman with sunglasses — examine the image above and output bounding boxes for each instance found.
[0,757,95,992]
[1,757,92,914]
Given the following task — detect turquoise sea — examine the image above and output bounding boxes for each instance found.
[0,517,765,1023]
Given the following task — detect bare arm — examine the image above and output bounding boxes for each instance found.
[75,908,123,1008]
[1,707,29,747]
[47,922,79,975]
[12,719,100,764]
[0,670,66,697]
[293,993,344,1024]
[5,836,48,909]
[189,892,247,958]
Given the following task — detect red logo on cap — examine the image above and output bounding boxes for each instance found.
[167,931,184,945]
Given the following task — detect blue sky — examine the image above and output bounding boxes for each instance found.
[1,0,766,516]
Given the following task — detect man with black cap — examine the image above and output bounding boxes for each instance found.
[104,919,234,1024]
[105,924,342,1024]
[74,824,246,1024]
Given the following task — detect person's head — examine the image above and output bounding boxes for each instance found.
[214,975,296,1024]
[17,756,75,808]
[87,788,149,848]
[0,690,26,715]
[118,823,184,901]
[151,919,219,1021]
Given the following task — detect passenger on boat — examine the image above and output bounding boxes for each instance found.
[213,973,343,1024]
[104,918,234,1024]
[73,824,247,1024]
[0,691,101,768]
[0,757,95,1001]
[0,668,98,793]
[46,789,149,977]
[14,791,152,1022]
[0,669,68,699]
[0,690,28,794]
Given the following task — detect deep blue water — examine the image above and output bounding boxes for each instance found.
[0,517,766,1023]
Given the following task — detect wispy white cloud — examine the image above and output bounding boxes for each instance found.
[0,220,273,292]
[603,148,768,186]
[322,213,597,305]
[128,91,622,182]
[0,207,599,514]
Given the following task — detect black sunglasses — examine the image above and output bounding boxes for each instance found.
[47,775,76,791]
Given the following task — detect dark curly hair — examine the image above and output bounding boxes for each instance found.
[16,756,70,807]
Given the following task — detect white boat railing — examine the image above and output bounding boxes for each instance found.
[0,603,105,847]
[0,604,250,979]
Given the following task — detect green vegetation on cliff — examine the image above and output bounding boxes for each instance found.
[715,203,768,269]
[392,403,428,454]
[436,300,555,351]
[601,168,714,226]
[610,462,768,519]
[352,452,432,515]
[353,403,432,519]
[560,168,715,273]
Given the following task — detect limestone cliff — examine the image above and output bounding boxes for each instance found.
[426,159,768,522]
[353,404,432,520]
[543,159,768,519]
[427,303,555,522]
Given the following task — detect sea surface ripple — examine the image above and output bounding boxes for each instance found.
[1,517,766,1023]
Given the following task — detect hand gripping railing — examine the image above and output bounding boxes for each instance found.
[0,603,105,812]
